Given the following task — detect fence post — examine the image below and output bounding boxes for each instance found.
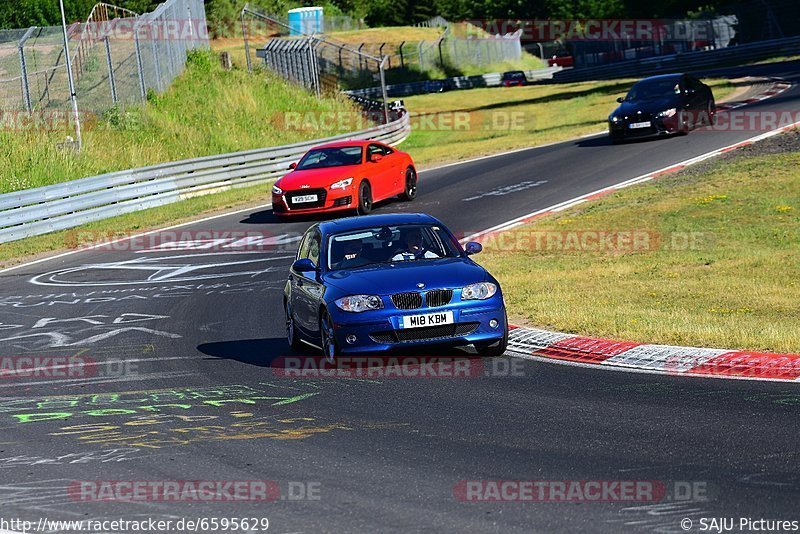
[309,37,321,98]
[151,23,163,91]
[241,9,253,73]
[104,35,117,104]
[358,43,364,71]
[379,55,389,124]
[18,26,36,112]
[399,41,405,69]
[133,21,147,101]
[438,38,445,67]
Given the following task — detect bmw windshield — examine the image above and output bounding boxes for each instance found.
[296,146,363,170]
[327,224,463,270]
[624,79,681,102]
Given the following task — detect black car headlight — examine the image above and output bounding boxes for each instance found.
[335,295,383,312]
[655,108,677,118]
[609,115,621,123]
[461,282,498,300]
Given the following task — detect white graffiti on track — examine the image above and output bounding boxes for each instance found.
[0,280,281,308]
[0,314,181,349]
[0,448,145,468]
[29,252,293,287]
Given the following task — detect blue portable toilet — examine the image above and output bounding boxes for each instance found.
[288,7,324,36]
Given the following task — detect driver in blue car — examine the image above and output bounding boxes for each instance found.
[391,227,440,261]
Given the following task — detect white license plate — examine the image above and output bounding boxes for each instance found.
[629,121,651,129]
[401,311,454,329]
[293,194,318,204]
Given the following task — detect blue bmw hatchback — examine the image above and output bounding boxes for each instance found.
[284,213,508,360]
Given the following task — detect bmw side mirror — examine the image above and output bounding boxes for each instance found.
[292,258,316,272]
[465,241,483,255]
[288,162,297,170]
[616,97,624,103]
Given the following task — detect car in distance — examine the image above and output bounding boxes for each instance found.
[608,73,716,143]
[501,70,528,87]
[272,140,417,218]
[284,213,508,361]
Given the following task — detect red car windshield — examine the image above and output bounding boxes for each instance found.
[297,146,363,170]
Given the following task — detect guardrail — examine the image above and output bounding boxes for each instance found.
[553,35,800,83]
[347,66,563,98]
[0,113,411,244]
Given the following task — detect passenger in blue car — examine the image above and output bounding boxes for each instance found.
[391,227,440,261]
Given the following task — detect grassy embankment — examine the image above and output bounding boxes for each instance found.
[474,140,800,353]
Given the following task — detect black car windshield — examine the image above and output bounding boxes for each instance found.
[328,224,462,270]
[297,146,362,170]
[625,79,681,101]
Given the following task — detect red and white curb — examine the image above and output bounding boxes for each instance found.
[463,78,794,242]
[507,326,800,382]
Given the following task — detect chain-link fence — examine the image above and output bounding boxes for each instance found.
[245,6,524,100]
[0,0,208,114]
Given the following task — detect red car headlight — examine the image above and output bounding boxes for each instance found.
[330,178,354,190]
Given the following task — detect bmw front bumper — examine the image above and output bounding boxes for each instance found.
[326,294,507,354]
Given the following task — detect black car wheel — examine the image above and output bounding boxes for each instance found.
[400,167,417,201]
[357,181,373,215]
[320,309,339,363]
[707,99,716,126]
[285,300,303,351]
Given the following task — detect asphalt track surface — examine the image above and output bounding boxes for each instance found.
[0,61,799,533]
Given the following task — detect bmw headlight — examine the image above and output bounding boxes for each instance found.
[330,178,353,190]
[461,282,498,300]
[335,295,383,312]
[272,185,283,195]
[656,108,677,118]
[610,115,621,122]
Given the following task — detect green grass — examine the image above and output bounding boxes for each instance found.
[403,78,735,166]
[0,49,361,194]
[474,147,800,353]
[329,26,443,44]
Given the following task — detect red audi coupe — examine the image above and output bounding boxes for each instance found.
[271,140,418,218]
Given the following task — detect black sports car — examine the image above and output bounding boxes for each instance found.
[608,73,716,143]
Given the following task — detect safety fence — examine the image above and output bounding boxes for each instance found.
[346,66,562,99]
[0,110,410,243]
[245,7,525,97]
[0,0,208,113]
[553,35,800,83]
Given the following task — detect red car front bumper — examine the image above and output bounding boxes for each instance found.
[272,187,354,217]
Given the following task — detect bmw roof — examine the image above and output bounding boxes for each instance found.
[319,213,440,234]
[637,73,685,82]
